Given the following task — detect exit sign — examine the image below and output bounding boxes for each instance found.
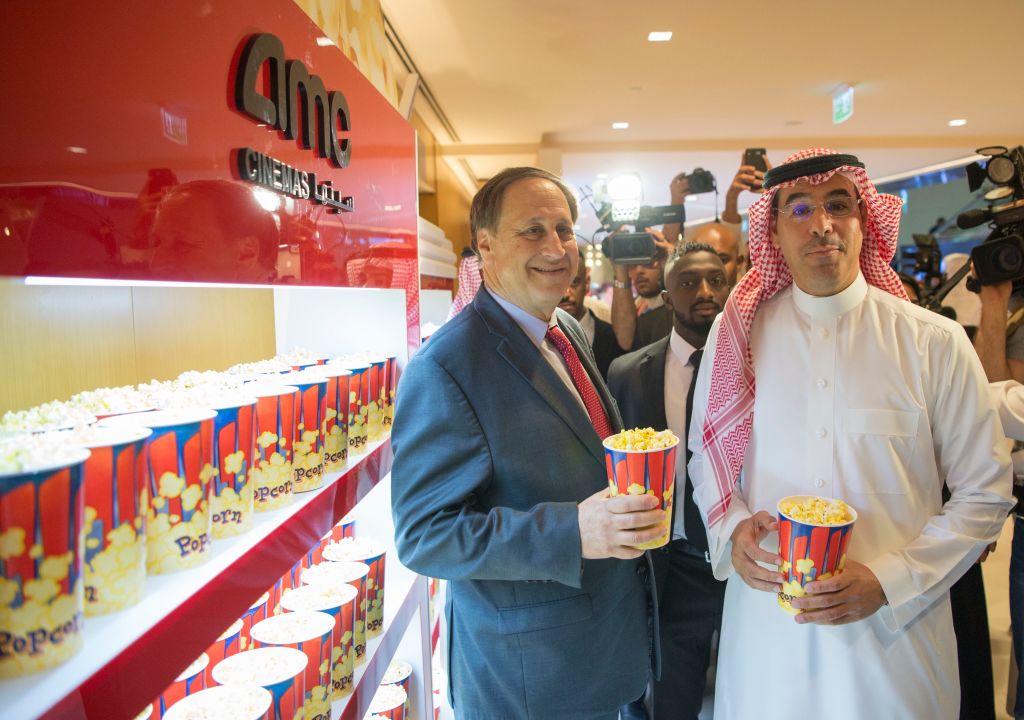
[833,85,854,124]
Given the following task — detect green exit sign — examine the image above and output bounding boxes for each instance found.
[833,85,854,124]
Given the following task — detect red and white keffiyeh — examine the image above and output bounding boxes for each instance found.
[446,253,482,322]
[701,148,908,527]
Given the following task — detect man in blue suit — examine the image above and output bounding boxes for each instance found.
[392,167,665,719]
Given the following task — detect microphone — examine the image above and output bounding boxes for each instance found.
[957,208,991,229]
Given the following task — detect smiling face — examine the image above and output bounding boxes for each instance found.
[770,173,866,297]
[477,177,579,320]
[663,250,730,347]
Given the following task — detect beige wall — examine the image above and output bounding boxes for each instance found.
[0,283,275,414]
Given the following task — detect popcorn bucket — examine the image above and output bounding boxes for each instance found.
[239,591,270,651]
[365,358,388,442]
[212,646,307,720]
[331,362,369,457]
[369,682,408,720]
[0,443,89,678]
[101,409,217,574]
[281,582,358,700]
[251,611,335,720]
[311,365,350,473]
[158,653,209,717]
[323,537,387,639]
[316,518,354,557]
[776,495,858,615]
[77,425,152,617]
[268,374,326,493]
[382,658,413,718]
[273,559,305,615]
[301,561,369,665]
[206,618,245,681]
[602,430,679,550]
[382,356,397,431]
[163,684,272,720]
[209,396,257,539]
[247,385,298,513]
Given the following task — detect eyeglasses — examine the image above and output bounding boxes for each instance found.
[776,197,861,222]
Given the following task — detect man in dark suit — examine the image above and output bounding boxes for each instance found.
[392,167,665,719]
[558,259,624,378]
[608,243,732,719]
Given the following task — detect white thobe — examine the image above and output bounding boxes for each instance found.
[688,272,1014,720]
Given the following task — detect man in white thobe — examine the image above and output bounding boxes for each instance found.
[688,148,1014,719]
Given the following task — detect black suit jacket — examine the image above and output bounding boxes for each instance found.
[589,310,625,379]
[607,335,683,604]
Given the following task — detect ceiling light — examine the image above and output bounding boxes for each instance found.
[647,31,672,42]
[612,122,629,130]
[948,118,967,127]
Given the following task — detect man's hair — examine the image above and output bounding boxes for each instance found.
[469,167,578,249]
[664,241,719,283]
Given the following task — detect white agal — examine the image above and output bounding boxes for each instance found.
[162,684,272,720]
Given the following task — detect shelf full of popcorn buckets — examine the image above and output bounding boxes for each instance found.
[0,348,428,716]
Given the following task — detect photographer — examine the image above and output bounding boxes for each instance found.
[975,276,1024,720]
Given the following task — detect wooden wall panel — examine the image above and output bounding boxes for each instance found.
[0,283,137,413]
[131,287,276,382]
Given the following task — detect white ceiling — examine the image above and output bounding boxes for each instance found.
[382,0,1024,237]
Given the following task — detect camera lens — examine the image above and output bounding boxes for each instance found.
[994,244,1024,273]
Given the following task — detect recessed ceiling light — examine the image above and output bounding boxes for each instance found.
[66,146,88,154]
[612,122,629,130]
[948,118,967,127]
[647,31,672,42]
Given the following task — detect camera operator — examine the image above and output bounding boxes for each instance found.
[974,276,1024,720]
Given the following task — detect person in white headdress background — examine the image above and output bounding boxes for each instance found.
[687,148,1013,719]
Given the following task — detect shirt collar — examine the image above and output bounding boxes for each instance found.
[579,309,595,336]
[639,294,665,310]
[486,288,552,348]
[669,329,698,364]
[791,271,867,321]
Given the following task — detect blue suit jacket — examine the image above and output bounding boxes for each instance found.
[392,289,653,718]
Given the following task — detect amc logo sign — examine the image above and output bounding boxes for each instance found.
[235,32,352,168]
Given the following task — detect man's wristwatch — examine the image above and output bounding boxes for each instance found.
[612,279,630,289]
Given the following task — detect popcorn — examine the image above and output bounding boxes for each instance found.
[0,434,91,474]
[69,385,151,417]
[368,682,408,715]
[382,658,412,685]
[212,645,308,686]
[778,497,852,526]
[0,401,96,434]
[162,684,272,720]
[605,428,679,452]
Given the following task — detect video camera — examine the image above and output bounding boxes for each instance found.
[596,168,717,265]
[598,204,685,265]
[956,145,1024,289]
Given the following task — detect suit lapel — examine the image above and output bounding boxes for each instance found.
[473,292,606,466]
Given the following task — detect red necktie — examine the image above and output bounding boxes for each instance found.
[545,325,615,440]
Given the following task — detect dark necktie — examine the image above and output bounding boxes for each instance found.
[545,325,614,440]
[683,348,707,554]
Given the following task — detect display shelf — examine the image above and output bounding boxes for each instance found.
[1,438,392,720]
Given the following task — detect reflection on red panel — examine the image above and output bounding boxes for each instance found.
[0,0,420,350]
